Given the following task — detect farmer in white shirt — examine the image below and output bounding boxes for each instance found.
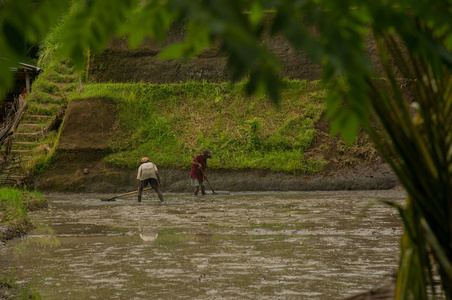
[137,157,164,202]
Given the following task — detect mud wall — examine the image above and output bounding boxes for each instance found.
[34,152,399,193]
[58,98,117,150]
[88,36,323,84]
[88,19,392,84]
[34,152,398,193]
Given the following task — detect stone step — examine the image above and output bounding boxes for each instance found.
[21,115,51,123]
[10,149,31,154]
[26,103,57,116]
[15,132,39,136]
[0,165,24,171]
[0,174,28,179]
[0,168,28,175]
[12,141,39,145]
[4,157,33,165]
[17,156,32,160]
[11,141,40,150]
[25,114,51,119]
[17,123,46,132]
[14,132,41,142]
[0,174,28,185]
[9,150,33,160]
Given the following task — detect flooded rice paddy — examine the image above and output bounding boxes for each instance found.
[0,190,406,299]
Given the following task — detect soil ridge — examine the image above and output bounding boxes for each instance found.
[32,155,398,193]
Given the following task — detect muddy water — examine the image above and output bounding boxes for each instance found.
[1,190,405,299]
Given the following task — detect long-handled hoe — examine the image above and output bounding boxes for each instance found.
[101,187,153,201]
[193,155,217,195]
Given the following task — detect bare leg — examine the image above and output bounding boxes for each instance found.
[194,186,199,195]
[154,187,164,202]
[138,181,144,202]
[201,186,206,195]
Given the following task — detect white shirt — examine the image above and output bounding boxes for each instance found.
[137,162,158,181]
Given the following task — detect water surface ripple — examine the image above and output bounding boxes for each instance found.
[0,190,405,299]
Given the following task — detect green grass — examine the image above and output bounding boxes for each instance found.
[0,188,46,222]
[67,80,328,173]
[0,188,28,221]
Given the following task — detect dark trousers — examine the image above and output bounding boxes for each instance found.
[138,178,163,202]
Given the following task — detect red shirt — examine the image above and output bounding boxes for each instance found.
[190,154,207,182]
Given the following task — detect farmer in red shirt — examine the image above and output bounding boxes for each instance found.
[190,149,212,195]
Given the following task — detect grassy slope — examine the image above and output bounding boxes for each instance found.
[67,80,334,174]
[26,69,378,175]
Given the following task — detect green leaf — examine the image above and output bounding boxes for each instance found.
[248,1,264,26]
[126,4,174,48]
[158,43,186,60]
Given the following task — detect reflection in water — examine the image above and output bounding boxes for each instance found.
[139,227,158,242]
[0,191,407,300]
